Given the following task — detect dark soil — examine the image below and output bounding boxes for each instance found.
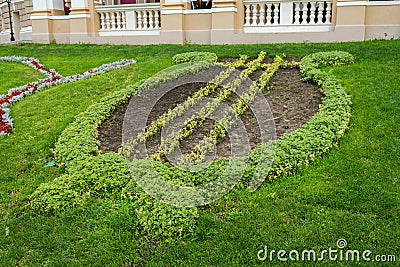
[267,68,321,137]
[98,66,322,161]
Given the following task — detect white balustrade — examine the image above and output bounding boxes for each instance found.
[292,1,332,24]
[244,0,332,30]
[96,4,160,32]
[244,2,281,26]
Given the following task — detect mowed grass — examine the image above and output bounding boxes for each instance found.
[0,41,399,266]
[0,62,45,95]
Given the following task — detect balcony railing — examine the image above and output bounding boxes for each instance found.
[244,2,281,26]
[244,0,332,32]
[96,4,160,35]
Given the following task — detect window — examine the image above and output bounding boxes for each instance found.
[191,0,212,10]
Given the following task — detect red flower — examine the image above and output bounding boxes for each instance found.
[0,98,10,105]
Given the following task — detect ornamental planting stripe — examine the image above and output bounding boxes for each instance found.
[152,52,268,161]
[186,56,284,163]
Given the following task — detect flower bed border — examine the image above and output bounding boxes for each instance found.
[172,51,218,64]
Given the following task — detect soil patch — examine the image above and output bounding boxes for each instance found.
[98,66,322,161]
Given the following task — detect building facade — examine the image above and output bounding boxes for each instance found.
[1,0,399,44]
[0,0,33,42]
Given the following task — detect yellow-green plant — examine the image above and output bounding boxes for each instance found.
[185,56,284,163]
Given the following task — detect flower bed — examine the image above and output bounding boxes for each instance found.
[30,51,355,240]
[0,56,135,136]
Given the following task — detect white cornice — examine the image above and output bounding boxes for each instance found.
[30,14,91,20]
[337,1,400,7]
[161,7,237,15]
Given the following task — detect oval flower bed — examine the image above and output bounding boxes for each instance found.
[30,51,355,240]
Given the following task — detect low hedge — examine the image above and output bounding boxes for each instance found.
[268,51,354,177]
[172,51,218,64]
[30,51,354,240]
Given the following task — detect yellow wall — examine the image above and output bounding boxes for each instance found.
[184,13,212,30]
[336,6,366,25]
[22,0,400,45]
[365,5,400,25]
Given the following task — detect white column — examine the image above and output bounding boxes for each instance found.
[71,0,89,9]
[32,0,64,12]
[279,2,293,25]
[126,11,135,30]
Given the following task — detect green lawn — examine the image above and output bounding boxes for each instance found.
[0,41,399,266]
[0,62,45,95]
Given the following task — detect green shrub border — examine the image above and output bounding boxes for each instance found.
[267,51,354,178]
[30,51,354,240]
[172,51,218,64]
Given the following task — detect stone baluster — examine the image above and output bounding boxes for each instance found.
[259,4,265,26]
[121,11,126,29]
[148,10,154,29]
[100,13,106,30]
[116,12,121,29]
[273,4,279,25]
[294,2,301,24]
[154,11,160,29]
[132,11,137,29]
[325,2,331,24]
[266,3,272,25]
[106,12,111,29]
[317,2,323,24]
[111,12,117,29]
[310,2,316,24]
[143,11,148,29]
[137,11,143,29]
[250,4,256,26]
[244,4,251,26]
